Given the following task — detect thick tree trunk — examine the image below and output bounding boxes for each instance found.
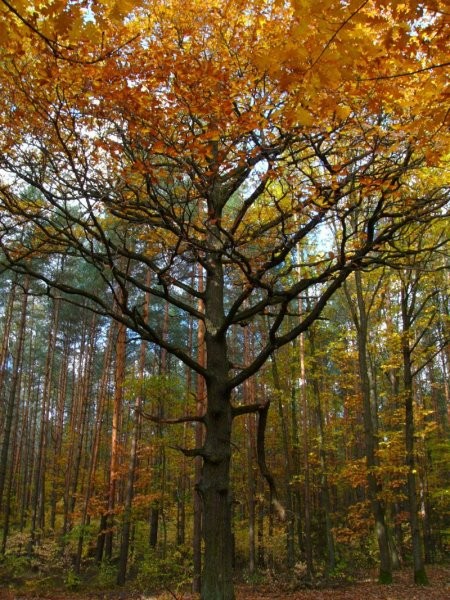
[199,240,235,600]
[200,380,234,600]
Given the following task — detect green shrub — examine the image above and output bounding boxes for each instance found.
[133,547,192,593]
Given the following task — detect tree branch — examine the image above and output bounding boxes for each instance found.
[232,402,268,417]
[169,445,205,458]
[138,410,205,425]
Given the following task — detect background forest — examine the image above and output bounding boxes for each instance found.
[0,242,448,593]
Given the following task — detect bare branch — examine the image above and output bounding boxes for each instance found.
[232,402,267,417]
[138,410,205,425]
[169,445,205,458]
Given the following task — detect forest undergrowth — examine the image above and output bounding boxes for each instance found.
[1,566,449,600]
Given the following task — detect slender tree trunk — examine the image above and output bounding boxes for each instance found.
[308,328,336,575]
[346,275,392,583]
[76,323,114,572]
[401,286,428,585]
[117,276,150,584]
[70,314,97,519]
[104,317,126,560]
[193,264,206,593]
[0,278,29,516]
[271,355,295,568]
[299,331,314,579]
[117,371,142,583]
[20,340,38,532]
[0,279,17,411]
[1,281,27,554]
[243,325,257,574]
[50,332,69,530]
[257,476,265,568]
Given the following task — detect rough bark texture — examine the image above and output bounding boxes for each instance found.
[199,237,235,600]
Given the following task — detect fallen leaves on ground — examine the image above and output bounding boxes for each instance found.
[1,566,449,600]
[234,566,450,600]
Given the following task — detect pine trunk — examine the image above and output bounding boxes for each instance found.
[401,286,428,585]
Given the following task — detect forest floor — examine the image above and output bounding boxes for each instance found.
[1,566,449,600]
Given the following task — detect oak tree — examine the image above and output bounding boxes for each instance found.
[0,1,449,598]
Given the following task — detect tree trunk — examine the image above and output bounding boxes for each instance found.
[308,328,336,575]
[0,280,27,553]
[76,322,114,572]
[0,279,17,410]
[244,325,256,574]
[0,278,28,515]
[198,244,234,600]
[200,379,234,600]
[401,286,428,585]
[347,274,392,583]
[193,264,206,593]
[50,332,69,530]
[270,355,295,568]
[104,317,126,560]
[299,331,314,579]
[117,276,150,584]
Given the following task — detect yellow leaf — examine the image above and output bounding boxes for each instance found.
[336,105,351,120]
[295,106,313,127]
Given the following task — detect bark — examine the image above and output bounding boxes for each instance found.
[50,332,69,530]
[401,285,428,585]
[0,279,17,410]
[104,316,126,560]
[0,280,27,553]
[117,275,150,584]
[257,477,265,568]
[308,328,336,575]
[270,355,295,569]
[244,325,256,574]
[346,274,392,583]
[198,246,234,600]
[63,314,88,535]
[193,264,206,593]
[299,331,314,579]
[70,313,97,518]
[20,343,37,532]
[200,380,234,600]
[0,278,28,515]
[75,323,114,573]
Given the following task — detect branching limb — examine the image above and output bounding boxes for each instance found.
[138,410,205,425]
[232,402,267,417]
[169,445,205,458]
